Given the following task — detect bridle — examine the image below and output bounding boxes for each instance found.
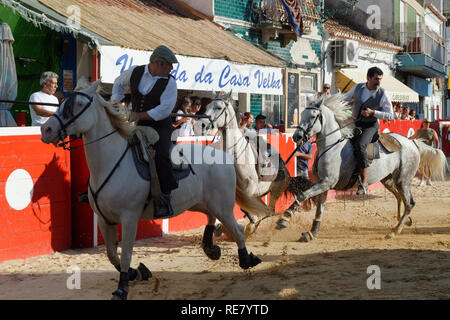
[51,91,117,150]
[209,98,237,130]
[295,106,323,144]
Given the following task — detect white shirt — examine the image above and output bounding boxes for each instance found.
[176,110,194,137]
[29,91,59,126]
[111,65,177,121]
[343,83,395,121]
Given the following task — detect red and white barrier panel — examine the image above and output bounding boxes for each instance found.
[0,127,71,263]
[0,120,426,262]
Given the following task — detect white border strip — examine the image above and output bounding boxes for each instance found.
[162,219,169,236]
[0,126,42,136]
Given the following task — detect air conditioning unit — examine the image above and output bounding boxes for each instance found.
[333,39,359,67]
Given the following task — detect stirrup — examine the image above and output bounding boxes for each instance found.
[356,183,368,195]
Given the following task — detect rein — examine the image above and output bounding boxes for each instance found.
[58,129,118,151]
[287,106,354,164]
[53,90,128,226]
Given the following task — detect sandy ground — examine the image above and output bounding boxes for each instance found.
[0,178,449,300]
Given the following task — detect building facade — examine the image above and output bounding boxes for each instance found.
[325,0,448,120]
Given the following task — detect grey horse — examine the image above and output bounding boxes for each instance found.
[196,93,292,236]
[40,81,261,300]
[279,93,446,241]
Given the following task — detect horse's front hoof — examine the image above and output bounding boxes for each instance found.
[276,218,289,230]
[137,263,152,281]
[203,244,221,260]
[238,247,261,270]
[111,288,128,300]
[405,217,413,227]
[299,231,315,242]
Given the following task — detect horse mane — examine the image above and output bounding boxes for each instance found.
[319,93,355,139]
[98,94,135,139]
[75,78,135,139]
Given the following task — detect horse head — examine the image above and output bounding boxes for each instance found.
[293,99,323,146]
[194,91,236,134]
[41,80,101,146]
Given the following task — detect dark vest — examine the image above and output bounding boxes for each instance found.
[352,83,385,125]
[130,65,171,128]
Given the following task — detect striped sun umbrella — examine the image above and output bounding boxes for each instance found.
[0,22,18,127]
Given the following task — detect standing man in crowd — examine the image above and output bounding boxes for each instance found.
[295,141,313,180]
[343,67,395,195]
[29,71,59,126]
[317,83,331,99]
[111,45,178,218]
[254,114,273,134]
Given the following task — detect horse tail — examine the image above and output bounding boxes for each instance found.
[413,140,448,181]
[235,184,274,219]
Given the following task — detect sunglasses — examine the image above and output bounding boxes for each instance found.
[195,102,201,105]
[324,87,330,89]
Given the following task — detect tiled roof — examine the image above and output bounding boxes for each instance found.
[324,20,402,51]
[38,0,284,67]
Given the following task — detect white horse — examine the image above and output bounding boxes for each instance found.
[195,93,292,235]
[40,81,261,300]
[283,93,447,241]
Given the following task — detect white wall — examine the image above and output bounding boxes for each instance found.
[323,38,398,94]
[76,40,93,82]
[179,0,214,17]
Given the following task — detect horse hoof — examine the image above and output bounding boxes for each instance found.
[299,232,314,243]
[385,232,396,240]
[406,217,413,227]
[244,223,256,237]
[111,288,128,300]
[238,248,261,269]
[137,263,152,281]
[276,219,289,230]
[214,224,223,237]
[203,245,221,260]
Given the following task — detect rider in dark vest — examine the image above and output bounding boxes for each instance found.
[111,45,179,218]
[343,67,395,195]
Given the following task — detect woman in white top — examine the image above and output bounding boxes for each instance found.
[172,96,194,137]
[29,71,60,126]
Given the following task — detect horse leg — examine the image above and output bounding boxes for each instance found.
[387,182,415,239]
[219,213,261,270]
[111,216,139,300]
[299,191,327,242]
[202,215,221,260]
[98,218,152,284]
[381,176,412,226]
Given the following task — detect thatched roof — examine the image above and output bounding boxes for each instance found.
[39,0,284,67]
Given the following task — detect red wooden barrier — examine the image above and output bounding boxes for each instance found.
[0,120,430,262]
[0,128,71,262]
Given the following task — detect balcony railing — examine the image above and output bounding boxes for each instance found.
[394,25,447,65]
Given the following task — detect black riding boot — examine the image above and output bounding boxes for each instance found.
[154,192,174,219]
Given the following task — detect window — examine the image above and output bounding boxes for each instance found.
[262,95,285,126]
[301,73,317,93]
[300,73,318,117]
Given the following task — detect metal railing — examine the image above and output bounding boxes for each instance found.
[394,24,447,65]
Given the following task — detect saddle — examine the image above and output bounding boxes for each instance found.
[344,132,402,190]
[129,127,191,204]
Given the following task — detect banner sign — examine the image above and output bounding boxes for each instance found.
[99,45,284,95]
